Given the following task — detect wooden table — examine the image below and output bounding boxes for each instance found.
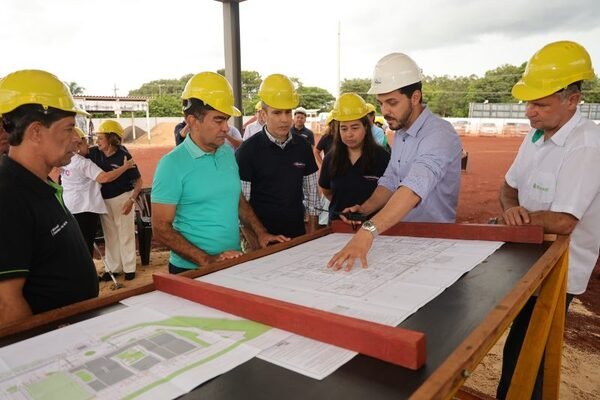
[0,223,569,400]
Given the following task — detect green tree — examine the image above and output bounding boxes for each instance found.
[340,78,378,109]
[217,69,263,115]
[297,86,335,111]
[582,76,600,103]
[66,81,85,95]
[423,75,474,117]
[467,63,526,104]
[149,95,181,117]
[128,75,191,97]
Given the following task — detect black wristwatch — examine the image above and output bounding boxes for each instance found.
[361,220,379,237]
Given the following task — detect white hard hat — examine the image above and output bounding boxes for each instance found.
[367,53,424,94]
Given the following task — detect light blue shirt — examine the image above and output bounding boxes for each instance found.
[151,136,241,269]
[378,106,461,222]
[371,125,385,146]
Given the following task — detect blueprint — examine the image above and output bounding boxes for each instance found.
[199,233,504,326]
[0,304,276,400]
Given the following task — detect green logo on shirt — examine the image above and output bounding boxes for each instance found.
[533,183,549,192]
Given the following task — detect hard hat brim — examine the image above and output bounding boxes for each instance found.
[511,80,556,102]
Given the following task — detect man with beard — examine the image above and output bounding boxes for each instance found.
[0,70,99,324]
[328,53,462,271]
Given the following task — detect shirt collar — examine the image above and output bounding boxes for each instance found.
[183,134,214,159]
[405,106,432,137]
[265,126,292,149]
[547,108,582,147]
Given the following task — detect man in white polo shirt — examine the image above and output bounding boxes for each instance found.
[498,41,600,399]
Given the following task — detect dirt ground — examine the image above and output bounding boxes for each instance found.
[96,136,599,398]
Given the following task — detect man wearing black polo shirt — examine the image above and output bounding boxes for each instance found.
[236,74,320,238]
[290,107,315,146]
[0,70,99,325]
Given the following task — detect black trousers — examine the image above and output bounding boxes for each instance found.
[496,293,575,399]
[168,262,194,275]
[74,212,100,257]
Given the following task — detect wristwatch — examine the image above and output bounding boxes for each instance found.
[361,220,379,237]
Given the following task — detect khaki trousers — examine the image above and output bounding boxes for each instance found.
[100,191,137,273]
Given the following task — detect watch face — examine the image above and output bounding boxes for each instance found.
[362,220,376,233]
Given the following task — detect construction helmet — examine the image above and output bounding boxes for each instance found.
[181,72,241,117]
[375,116,386,125]
[325,112,336,126]
[512,41,595,101]
[74,127,86,138]
[255,100,262,111]
[333,93,370,122]
[0,69,89,117]
[367,53,424,95]
[97,120,124,138]
[365,103,377,114]
[258,74,299,110]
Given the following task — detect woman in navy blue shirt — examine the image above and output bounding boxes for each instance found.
[318,93,390,222]
[89,120,142,281]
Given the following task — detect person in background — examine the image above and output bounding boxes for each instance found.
[236,74,320,239]
[319,93,390,223]
[313,113,336,170]
[89,120,142,281]
[243,101,266,140]
[0,69,98,324]
[174,120,189,146]
[225,125,242,150]
[366,103,386,147]
[60,127,135,256]
[290,107,315,146]
[152,72,288,274]
[497,41,600,400]
[328,52,462,271]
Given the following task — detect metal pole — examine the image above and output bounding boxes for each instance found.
[337,21,341,98]
[220,0,243,132]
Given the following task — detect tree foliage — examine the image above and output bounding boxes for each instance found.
[148,95,181,117]
[340,78,378,110]
[126,62,600,118]
[67,81,85,95]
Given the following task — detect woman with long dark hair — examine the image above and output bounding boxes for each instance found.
[318,93,390,222]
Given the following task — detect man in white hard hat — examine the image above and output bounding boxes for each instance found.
[328,53,462,271]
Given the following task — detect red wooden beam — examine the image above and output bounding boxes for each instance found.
[153,273,426,370]
[331,221,544,244]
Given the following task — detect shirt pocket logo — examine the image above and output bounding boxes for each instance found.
[292,162,306,168]
[529,172,556,204]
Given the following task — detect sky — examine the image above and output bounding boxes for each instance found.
[2,0,600,97]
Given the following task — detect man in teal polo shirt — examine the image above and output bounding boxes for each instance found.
[151,72,289,274]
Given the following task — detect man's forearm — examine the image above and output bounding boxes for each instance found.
[0,279,32,326]
[153,224,210,266]
[239,196,267,236]
[361,185,393,215]
[499,181,519,211]
[528,211,578,235]
[370,186,420,233]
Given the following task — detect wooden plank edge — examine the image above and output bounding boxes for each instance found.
[153,272,426,370]
[408,235,569,399]
[331,221,544,244]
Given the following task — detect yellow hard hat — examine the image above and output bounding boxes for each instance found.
[325,112,335,125]
[375,116,386,125]
[333,93,370,122]
[255,101,262,111]
[512,41,595,101]
[74,127,86,138]
[366,103,377,114]
[0,69,89,117]
[181,72,241,117]
[258,74,299,110]
[97,120,124,137]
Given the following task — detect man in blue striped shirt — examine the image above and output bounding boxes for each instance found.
[328,53,462,271]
